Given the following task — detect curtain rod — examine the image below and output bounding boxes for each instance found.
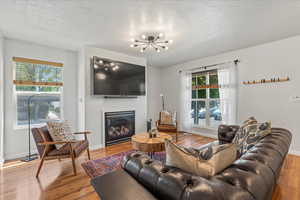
[179,59,240,73]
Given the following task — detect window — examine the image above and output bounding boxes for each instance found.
[13,57,63,127]
[191,70,221,128]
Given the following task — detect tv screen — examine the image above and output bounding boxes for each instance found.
[92,57,146,96]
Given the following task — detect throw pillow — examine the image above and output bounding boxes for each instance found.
[165,140,237,178]
[160,111,176,125]
[232,116,258,148]
[241,116,258,128]
[240,121,272,154]
[47,121,76,149]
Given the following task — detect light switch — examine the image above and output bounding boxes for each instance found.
[290,95,300,103]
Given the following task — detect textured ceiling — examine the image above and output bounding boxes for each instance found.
[1,0,300,67]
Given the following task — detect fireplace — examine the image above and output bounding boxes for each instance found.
[104,111,135,146]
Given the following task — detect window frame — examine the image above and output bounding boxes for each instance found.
[191,71,220,129]
[12,60,64,130]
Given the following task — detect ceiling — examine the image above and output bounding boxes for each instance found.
[1,0,300,67]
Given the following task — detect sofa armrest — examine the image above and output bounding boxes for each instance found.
[91,169,157,200]
[218,125,240,144]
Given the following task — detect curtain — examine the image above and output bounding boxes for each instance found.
[179,70,193,131]
[217,63,238,125]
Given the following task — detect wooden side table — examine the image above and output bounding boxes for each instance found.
[131,132,172,158]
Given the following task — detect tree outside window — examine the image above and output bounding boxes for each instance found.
[191,70,222,128]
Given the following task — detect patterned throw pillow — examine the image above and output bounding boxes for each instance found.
[160,111,176,125]
[232,117,258,147]
[232,117,258,156]
[47,121,76,149]
[165,140,237,178]
[240,121,271,155]
[241,116,258,128]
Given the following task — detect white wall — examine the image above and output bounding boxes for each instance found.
[161,35,300,154]
[3,39,78,160]
[0,32,4,165]
[78,47,147,149]
[147,66,162,123]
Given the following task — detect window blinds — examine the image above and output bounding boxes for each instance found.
[13,57,63,87]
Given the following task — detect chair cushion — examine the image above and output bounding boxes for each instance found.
[165,140,237,178]
[157,124,177,132]
[47,121,76,149]
[48,140,88,157]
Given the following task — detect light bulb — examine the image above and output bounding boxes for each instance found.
[115,65,119,69]
[159,33,164,37]
[99,60,103,64]
[140,49,144,53]
[130,44,135,48]
[110,62,115,66]
[164,46,169,50]
[104,67,108,71]
[169,40,173,44]
[96,72,106,80]
[156,48,160,53]
[130,38,135,42]
[94,64,99,69]
[142,34,146,39]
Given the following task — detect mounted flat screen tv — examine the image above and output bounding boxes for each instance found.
[92,56,146,96]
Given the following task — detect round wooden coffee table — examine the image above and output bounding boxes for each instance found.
[131,132,172,157]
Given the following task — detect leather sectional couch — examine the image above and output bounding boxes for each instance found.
[91,127,292,200]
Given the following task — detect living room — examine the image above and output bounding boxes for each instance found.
[0,1,299,200]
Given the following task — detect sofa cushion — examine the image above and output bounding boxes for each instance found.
[165,140,237,178]
[47,121,76,149]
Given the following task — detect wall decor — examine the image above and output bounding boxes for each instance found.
[243,77,290,85]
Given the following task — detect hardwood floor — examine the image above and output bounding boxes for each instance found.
[0,133,299,200]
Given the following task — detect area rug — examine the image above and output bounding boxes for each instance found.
[81,150,166,178]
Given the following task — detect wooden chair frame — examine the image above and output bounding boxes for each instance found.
[36,131,91,178]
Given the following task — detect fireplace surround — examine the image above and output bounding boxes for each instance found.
[104,111,135,146]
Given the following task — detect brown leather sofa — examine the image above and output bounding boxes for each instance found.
[91,127,292,200]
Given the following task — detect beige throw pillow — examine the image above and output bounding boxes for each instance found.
[160,111,176,125]
[47,121,76,149]
[165,140,237,178]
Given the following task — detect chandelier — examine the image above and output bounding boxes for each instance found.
[130,33,173,53]
[93,56,119,71]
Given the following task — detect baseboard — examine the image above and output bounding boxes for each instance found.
[5,149,38,160]
[90,144,104,150]
[288,149,300,156]
[5,144,104,160]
